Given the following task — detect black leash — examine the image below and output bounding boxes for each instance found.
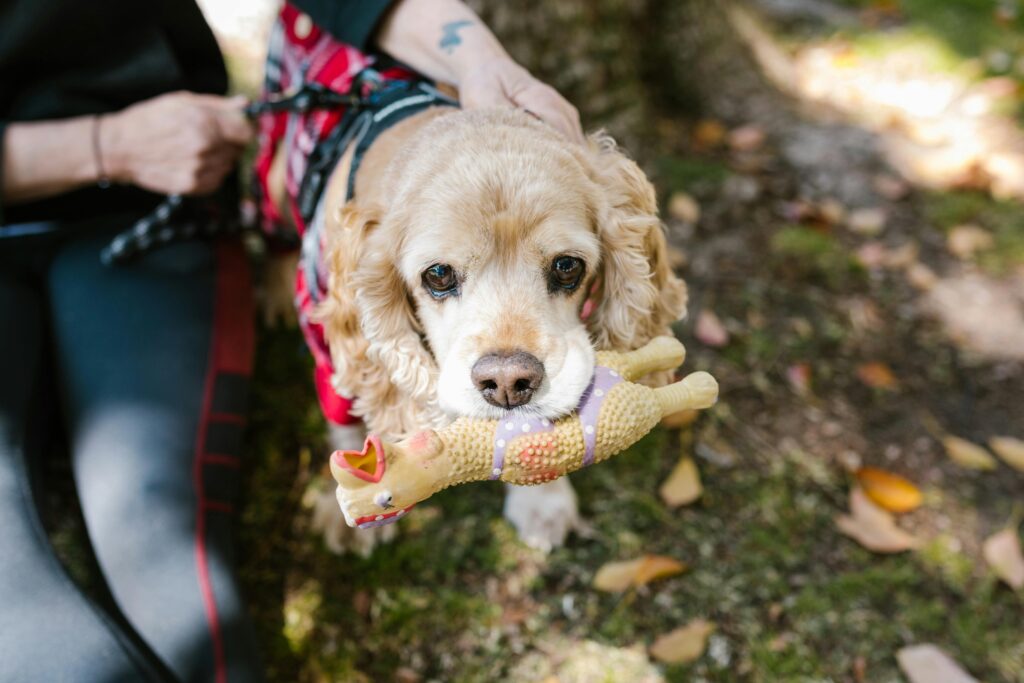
[99,82,369,266]
[100,71,455,266]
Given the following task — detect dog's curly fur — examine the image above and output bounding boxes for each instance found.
[316,108,686,443]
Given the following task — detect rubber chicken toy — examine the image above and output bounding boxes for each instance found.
[330,336,717,528]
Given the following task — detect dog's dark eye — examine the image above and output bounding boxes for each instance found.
[422,263,459,298]
[549,255,585,292]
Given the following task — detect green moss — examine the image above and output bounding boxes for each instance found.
[655,156,730,194]
[922,191,1024,273]
[770,226,864,289]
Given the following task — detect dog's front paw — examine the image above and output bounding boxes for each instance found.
[308,483,398,557]
[503,477,581,553]
[305,422,398,557]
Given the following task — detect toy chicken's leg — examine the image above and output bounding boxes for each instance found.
[654,372,718,415]
[601,336,686,381]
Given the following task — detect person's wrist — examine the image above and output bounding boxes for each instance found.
[98,110,132,185]
[449,46,513,85]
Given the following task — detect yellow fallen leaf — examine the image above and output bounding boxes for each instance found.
[659,456,703,507]
[982,527,1024,590]
[943,436,998,470]
[856,362,898,390]
[897,644,979,683]
[633,555,688,587]
[988,436,1024,472]
[836,488,920,553]
[650,619,716,664]
[692,119,726,148]
[592,555,686,592]
[855,467,922,513]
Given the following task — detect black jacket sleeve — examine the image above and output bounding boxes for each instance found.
[289,0,397,51]
[0,122,7,225]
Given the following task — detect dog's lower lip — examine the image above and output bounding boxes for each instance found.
[355,505,415,529]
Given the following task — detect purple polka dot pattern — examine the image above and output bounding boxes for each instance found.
[576,367,624,467]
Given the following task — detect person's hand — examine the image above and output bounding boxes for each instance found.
[103,91,253,195]
[457,58,584,144]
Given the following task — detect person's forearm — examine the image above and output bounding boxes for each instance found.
[375,0,509,85]
[2,117,103,205]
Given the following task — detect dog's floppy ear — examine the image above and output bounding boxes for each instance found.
[585,132,688,351]
[348,207,437,407]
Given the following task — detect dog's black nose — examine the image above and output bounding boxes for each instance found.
[471,351,545,409]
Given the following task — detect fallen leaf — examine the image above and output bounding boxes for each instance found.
[661,408,699,429]
[696,310,730,347]
[857,362,898,390]
[819,198,846,225]
[633,555,688,586]
[692,119,727,148]
[667,192,701,224]
[905,262,938,291]
[836,488,920,553]
[650,619,716,664]
[847,207,887,235]
[982,527,1024,590]
[855,467,923,513]
[874,173,910,200]
[988,436,1024,472]
[943,436,998,470]
[947,224,994,259]
[897,644,979,683]
[592,555,687,592]
[786,363,812,397]
[728,124,766,152]
[855,242,889,269]
[659,456,703,507]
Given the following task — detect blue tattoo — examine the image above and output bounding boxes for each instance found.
[439,20,473,55]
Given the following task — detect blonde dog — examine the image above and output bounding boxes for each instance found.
[269,105,685,554]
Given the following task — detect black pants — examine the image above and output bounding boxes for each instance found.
[0,219,263,683]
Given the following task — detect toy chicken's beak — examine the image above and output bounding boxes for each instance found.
[330,434,387,485]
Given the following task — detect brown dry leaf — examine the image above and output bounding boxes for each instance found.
[661,408,699,429]
[692,119,727,148]
[592,555,687,592]
[728,124,766,152]
[667,192,701,224]
[649,619,716,664]
[696,310,730,347]
[906,262,938,291]
[836,488,920,553]
[786,363,812,397]
[874,173,910,200]
[943,436,998,470]
[857,362,898,390]
[659,456,703,507]
[982,527,1024,590]
[988,436,1024,472]
[847,207,888,236]
[855,467,923,513]
[947,224,994,259]
[897,644,979,683]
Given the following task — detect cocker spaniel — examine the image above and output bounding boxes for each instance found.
[289,105,687,553]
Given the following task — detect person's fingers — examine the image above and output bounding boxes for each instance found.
[212,107,254,146]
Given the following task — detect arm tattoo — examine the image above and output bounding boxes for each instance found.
[439,20,473,54]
